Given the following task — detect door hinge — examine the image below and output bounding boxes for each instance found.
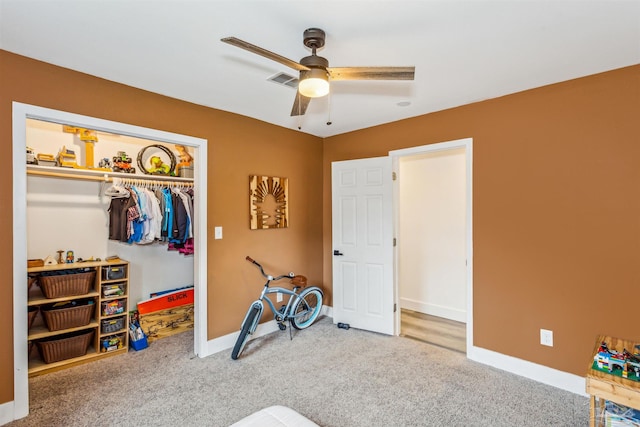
[393,238,397,247]
[394,303,397,313]
[392,171,397,181]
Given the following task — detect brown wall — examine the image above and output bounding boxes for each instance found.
[323,64,640,376]
[2,47,638,409]
[0,50,324,404]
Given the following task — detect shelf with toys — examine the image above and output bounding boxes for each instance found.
[586,335,640,426]
[27,164,194,185]
[27,259,131,376]
[26,123,195,184]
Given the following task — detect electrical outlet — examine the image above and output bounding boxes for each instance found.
[277,292,282,302]
[540,329,554,347]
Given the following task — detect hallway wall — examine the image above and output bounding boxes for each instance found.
[398,148,467,322]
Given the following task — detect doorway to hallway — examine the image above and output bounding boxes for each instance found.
[391,138,472,352]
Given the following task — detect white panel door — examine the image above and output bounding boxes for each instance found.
[332,156,394,335]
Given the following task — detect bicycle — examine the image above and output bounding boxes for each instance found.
[231,256,324,360]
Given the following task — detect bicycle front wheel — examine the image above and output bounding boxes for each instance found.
[231,306,260,360]
[291,287,323,330]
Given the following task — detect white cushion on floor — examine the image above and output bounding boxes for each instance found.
[229,405,319,427]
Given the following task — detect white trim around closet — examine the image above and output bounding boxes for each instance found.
[11,102,209,422]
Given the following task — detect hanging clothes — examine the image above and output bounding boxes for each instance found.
[166,187,194,256]
[106,178,195,256]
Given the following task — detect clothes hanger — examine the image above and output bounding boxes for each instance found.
[104,177,130,198]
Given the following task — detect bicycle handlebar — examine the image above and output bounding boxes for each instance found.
[246,256,294,281]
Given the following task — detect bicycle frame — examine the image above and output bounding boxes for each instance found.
[242,283,307,334]
[232,256,324,360]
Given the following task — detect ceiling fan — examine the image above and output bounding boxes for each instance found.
[221,28,415,117]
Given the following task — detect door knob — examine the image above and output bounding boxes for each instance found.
[333,250,344,256]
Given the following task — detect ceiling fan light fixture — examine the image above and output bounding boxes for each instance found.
[298,68,329,98]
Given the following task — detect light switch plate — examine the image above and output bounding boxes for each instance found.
[214,226,223,239]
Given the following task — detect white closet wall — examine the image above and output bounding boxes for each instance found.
[26,120,194,305]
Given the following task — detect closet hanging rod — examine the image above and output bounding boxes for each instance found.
[27,168,194,187]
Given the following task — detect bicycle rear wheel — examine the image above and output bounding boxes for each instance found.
[231,306,260,360]
[291,287,323,330]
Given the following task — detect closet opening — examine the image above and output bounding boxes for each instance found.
[12,102,208,419]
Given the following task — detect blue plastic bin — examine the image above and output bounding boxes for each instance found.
[130,336,148,351]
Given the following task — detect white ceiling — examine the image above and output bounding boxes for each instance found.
[1,1,638,138]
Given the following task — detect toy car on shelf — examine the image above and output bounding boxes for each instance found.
[26,147,37,165]
[112,151,135,173]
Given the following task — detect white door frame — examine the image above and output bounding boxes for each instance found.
[11,102,208,420]
[389,138,473,354]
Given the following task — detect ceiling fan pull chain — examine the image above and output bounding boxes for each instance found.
[327,91,332,126]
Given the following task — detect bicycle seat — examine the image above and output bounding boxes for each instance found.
[290,275,307,288]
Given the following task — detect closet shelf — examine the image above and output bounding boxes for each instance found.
[27,164,194,184]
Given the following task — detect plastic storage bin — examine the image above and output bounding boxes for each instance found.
[101,299,126,316]
[101,283,125,298]
[130,335,148,351]
[101,317,125,334]
[100,333,125,353]
[102,265,126,281]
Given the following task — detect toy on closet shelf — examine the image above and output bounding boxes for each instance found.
[56,146,78,168]
[61,126,111,171]
[26,147,38,165]
[77,256,102,263]
[175,144,194,178]
[137,144,176,176]
[148,156,170,175]
[112,151,136,173]
[98,158,112,169]
[65,250,74,264]
[37,153,56,166]
[43,256,57,266]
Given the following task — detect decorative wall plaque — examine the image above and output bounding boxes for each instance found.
[249,175,288,229]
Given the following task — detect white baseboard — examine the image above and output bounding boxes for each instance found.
[201,305,334,358]
[321,305,333,318]
[0,400,15,426]
[400,298,466,323]
[467,345,587,396]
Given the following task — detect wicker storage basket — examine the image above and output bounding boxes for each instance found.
[38,271,95,298]
[28,306,39,330]
[42,303,94,331]
[37,329,94,364]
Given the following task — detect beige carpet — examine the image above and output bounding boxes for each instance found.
[7,316,589,426]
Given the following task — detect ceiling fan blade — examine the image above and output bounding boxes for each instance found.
[291,92,311,116]
[221,37,310,72]
[328,66,415,81]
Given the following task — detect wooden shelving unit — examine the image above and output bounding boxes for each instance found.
[586,335,640,427]
[28,259,130,376]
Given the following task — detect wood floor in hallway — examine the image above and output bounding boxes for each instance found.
[400,309,466,353]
